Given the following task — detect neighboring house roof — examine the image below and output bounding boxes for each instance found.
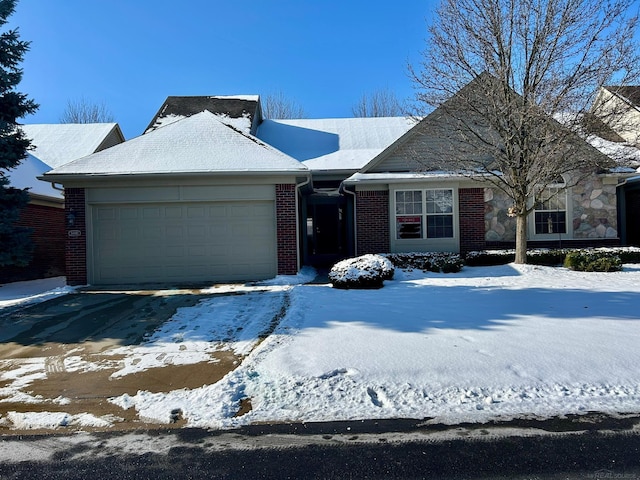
[7,123,125,200]
[5,153,63,199]
[587,134,640,172]
[145,95,261,135]
[604,86,640,110]
[44,111,308,179]
[21,123,125,169]
[556,112,640,173]
[256,117,417,173]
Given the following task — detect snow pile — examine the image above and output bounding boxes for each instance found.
[329,254,394,289]
[5,411,115,430]
[0,277,71,309]
[257,266,317,286]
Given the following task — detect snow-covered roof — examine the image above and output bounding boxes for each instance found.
[256,117,417,173]
[44,111,308,178]
[5,153,63,199]
[21,123,121,169]
[587,135,640,172]
[554,112,640,172]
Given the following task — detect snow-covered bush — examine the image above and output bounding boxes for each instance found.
[329,254,394,289]
[385,252,463,273]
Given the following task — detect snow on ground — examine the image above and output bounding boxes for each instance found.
[2,266,640,430]
[0,276,71,309]
[109,264,640,429]
[106,286,291,377]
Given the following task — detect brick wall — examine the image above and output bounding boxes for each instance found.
[0,202,66,283]
[459,188,486,254]
[356,190,390,254]
[64,188,88,285]
[276,184,298,275]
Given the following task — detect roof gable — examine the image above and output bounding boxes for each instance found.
[45,111,307,178]
[361,74,611,174]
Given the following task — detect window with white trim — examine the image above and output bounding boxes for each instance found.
[395,189,454,239]
[534,186,567,235]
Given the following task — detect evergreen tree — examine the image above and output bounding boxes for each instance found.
[0,0,38,267]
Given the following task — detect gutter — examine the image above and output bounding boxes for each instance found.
[617,175,640,188]
[339,181,357,257]
[295,175,312,271]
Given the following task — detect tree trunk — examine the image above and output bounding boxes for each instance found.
[514,214,528,264]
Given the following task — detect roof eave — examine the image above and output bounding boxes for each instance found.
[40,169,310,184]
[343,172,489,185]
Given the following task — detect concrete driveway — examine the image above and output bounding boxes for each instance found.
[0,288,242,433]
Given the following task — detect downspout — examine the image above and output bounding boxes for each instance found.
[52,182,64,192]
[340,181,357,257]
[616,177,629,246]
[295,175,311,271]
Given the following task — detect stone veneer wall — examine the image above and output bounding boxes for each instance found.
[571,177,618,238]
[484,188,517,241]
[484,176,620,242]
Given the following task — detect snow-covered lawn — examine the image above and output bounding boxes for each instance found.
[2,265,639,431]
[110,264,640,429]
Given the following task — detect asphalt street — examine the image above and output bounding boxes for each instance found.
[1,416,639,479]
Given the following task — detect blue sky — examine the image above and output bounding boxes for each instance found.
[9,1,435,139]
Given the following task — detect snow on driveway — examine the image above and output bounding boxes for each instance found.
[111,264,640,429]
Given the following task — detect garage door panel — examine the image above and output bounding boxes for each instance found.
[120,208,139,220]
[187,225,207,238]
[91,201,277,284]
[165,207,182,218]
[187,206,206,218]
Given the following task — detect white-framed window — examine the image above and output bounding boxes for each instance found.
[395,189,454,240]
[534,186,567,235]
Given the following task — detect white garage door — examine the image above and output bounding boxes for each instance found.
[90,201,276,284]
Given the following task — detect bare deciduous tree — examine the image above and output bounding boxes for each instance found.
[352,88,402,117]
[409,0,640,263]
[262,91,306,119]
[60,97,115,123]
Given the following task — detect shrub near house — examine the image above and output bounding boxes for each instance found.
[329,254,394,289]
[564,251,623,272]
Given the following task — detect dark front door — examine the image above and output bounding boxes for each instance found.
[304,193,352,267]
[625,189,640,246]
